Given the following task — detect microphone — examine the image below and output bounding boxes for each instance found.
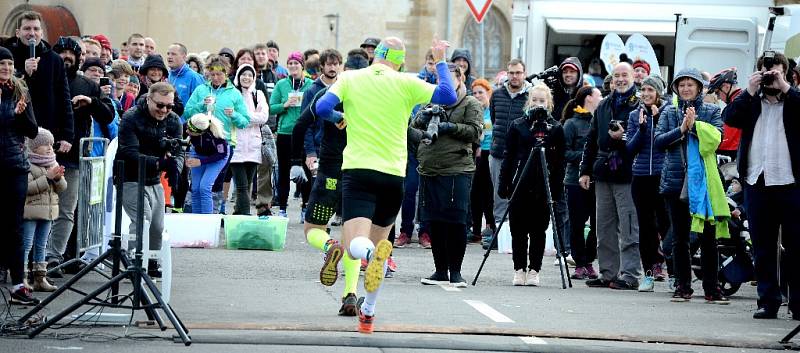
[28,38,36,58]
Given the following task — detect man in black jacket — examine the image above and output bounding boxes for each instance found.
[116,82,184,276]
[1,11,74,154]
[723,51,800,321]
[579,62,641,290]
[46,39,115,270]
[489,59,531,223]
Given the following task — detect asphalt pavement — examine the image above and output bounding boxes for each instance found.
[1,196,798,352]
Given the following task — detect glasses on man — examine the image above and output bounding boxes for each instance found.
[150,98,174,111]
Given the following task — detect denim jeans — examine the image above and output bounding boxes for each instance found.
[191,147,229,214]
[23,219,52,263]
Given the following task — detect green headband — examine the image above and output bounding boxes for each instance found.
[374,44,405,66]
[187,119,204,133]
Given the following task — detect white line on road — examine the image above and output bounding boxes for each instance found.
[463,300,514,323]
[520,336,548,345]
[439,284,462,292]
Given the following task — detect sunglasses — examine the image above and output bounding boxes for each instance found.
[151,99,174,110]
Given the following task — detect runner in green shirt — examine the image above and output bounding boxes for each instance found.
[315,36,456,334]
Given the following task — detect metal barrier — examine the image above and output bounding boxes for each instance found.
[52,137,109,277]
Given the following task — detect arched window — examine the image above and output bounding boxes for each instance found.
[462,7,510,79]
[3,5,80,43]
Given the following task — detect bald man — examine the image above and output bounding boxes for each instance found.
[315,37,457,334]
[579,62,642,290]
[144,37,157,56]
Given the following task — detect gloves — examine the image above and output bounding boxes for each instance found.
[290,165,307,183]
[437,122,457,135]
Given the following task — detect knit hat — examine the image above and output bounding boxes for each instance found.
[27,127,54,151]
[633,60,651,75]
[671,68,706,95]
[641,75,665,96]
[287,51,304,67]
[0,46,12,62]
[81,57,105,73]
[234,64,256,87]
[92,34,112,51]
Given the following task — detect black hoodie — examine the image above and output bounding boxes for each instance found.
[450,48,476,95]
[135,54,185,116]
[2,37,74,143]
[553,57,584,121]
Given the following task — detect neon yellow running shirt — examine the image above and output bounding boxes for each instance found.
[328,63,435,177]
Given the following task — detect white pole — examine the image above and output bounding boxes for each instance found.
[480,21,485,78]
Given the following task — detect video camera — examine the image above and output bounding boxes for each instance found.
[527,65,564,94]
[527,106,553,145]
[419,104,447,145]
[159,136,190,156]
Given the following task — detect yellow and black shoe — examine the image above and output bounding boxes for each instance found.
[320,240,344,286]
[364,239,392,293]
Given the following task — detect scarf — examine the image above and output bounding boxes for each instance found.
[573,105,589,114]
[29,151,57,168]
[687,121,730,238]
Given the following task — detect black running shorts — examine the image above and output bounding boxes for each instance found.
[304,170,342,225]
[341,169,404,227]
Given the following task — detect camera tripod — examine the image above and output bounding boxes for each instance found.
[473,134,573,289]
[18,158,191,345]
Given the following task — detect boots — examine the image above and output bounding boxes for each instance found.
[23,263,32,291]
[33,262,57,292]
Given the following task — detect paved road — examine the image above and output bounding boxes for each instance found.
[2,199,798,352]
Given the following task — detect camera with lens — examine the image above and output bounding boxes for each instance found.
[159,136,190,156]
[527,106,553,144]
[418,104,447,145]
[761,50,777,88]
[608,120,625,132]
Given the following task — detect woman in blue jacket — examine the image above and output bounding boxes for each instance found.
[654,68,725,304]
[626,76,669,291]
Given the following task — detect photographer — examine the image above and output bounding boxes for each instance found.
[552,57,584,123]
[579,62,641,290]
[413,64,482,288]
[116,82,184,277]
[498,83,565,286]
[723,51,800,320]
[654,68,725,304]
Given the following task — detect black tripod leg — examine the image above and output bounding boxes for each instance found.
[472,207,510,286]
[781,324,800,344]
[27,271,130,338]
[19,249,113,323]
[141,273,191,345]
[538,146,571,289]
[119,254,161,324]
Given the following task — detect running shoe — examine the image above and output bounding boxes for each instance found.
[570,266,587,280]
[652,263,666,282]
[278,209,288,218]
[10,287,40,306]
[638,272,655,292]
[704,291,730,305]
[419,233,432,249]
[525,269,540,286]
[671,286,693,302]
[386,256,397,272]
[364,240,392,293]
[320,240,344,286]
[513,269,526,286]
[339,293,357,316]
[450,272,467,288]
[300,207,306,224]
[356,296,374,334]
[393,232,411,248]
[584,264,598,279]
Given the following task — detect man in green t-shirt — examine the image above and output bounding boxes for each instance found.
[315,37,456,334]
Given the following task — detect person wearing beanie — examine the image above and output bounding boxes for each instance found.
[136,54,184,116]
[229,64,269,215]
[92,34,113,66]
[450,48,476,95]
[23,127,66,293]
[289,52,367,317]
[625,75,669,292]
[0,44,41,305]
[632,60,651,88]
[48,38,114,276]
[270,50,314,219]
[654,67,726,304]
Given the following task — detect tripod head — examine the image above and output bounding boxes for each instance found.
[526,106,552,148]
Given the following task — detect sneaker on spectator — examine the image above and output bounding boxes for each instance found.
[386,256,397,272]
[449,272,467,288]
[553,255,575,267]
[585,278,610,288]
[278,209,288,218]
[609,278,637,290]
[570,266,587,280]
[360,258,367,271]
[638,272,655,292]
[525,269,540,286]
[10,286,40,305]
[394,233,411,248]
[300,207,306,224]
[419,233,432,249]
[513,269,526,286]
[704,291,730,305]
[468,233,482,244]
[652,263,666,282]
[671,286,693,302]
[584,264,598,279]
[421,271,449,285]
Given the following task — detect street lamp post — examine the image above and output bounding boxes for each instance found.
[324,13,340,50]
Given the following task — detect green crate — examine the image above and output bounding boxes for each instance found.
[224,215,288,251]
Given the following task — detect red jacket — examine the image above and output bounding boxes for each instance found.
[719,88,743,152]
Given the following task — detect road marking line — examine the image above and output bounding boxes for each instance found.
[463,300,514,323]
[439,284,462,292]
[520,336,547,345]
